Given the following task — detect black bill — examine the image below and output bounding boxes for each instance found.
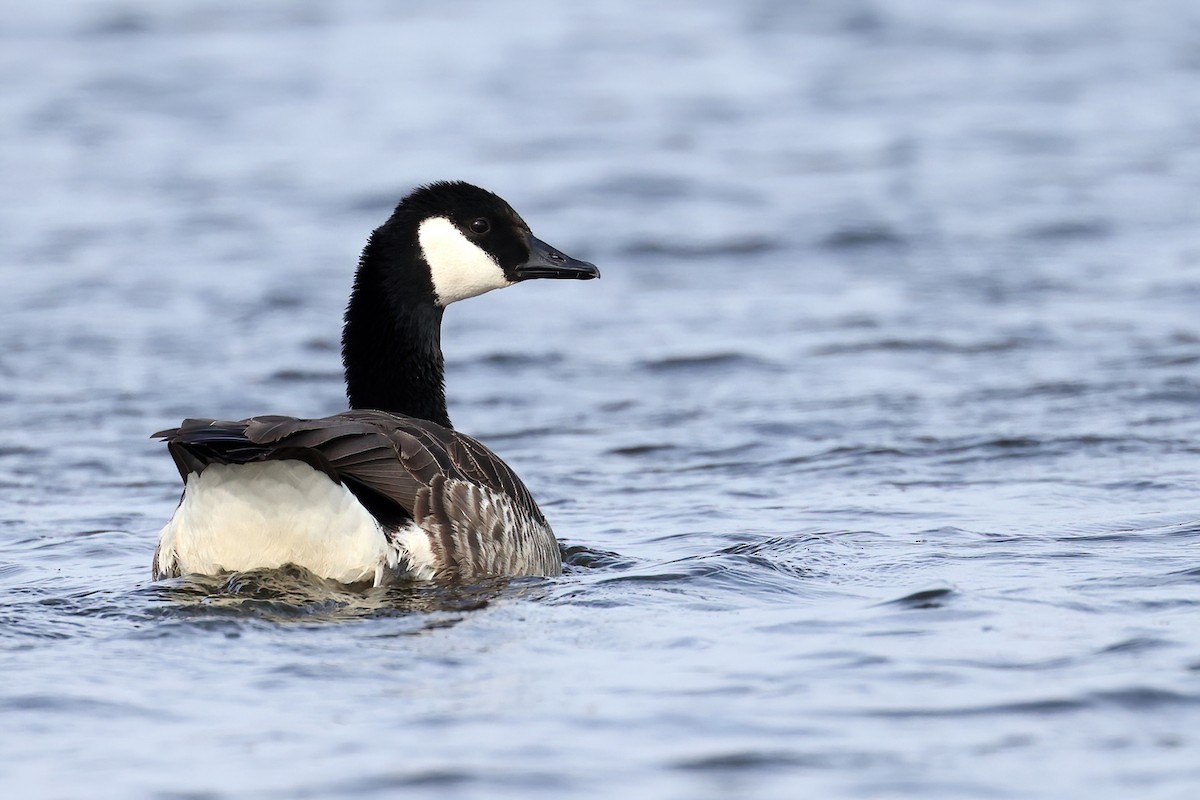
[514,234,600,280]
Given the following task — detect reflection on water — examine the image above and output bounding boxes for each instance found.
[149,567,519,625]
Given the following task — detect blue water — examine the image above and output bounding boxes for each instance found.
[3,1,1200,797]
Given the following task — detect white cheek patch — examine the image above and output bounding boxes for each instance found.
[418,216,512,305]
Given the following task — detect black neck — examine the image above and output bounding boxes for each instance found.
[341,231,452,428]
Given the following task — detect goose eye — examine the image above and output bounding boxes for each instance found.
[469,218,490,234]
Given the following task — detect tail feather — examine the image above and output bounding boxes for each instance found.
[155,418,341,484]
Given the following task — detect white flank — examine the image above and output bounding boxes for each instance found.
[155,461,429,586]
[391,525,439,581]
[418,216,511,305]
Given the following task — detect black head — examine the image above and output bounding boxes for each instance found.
[382,181,598,306]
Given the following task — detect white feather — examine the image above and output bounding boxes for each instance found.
[391,525,438,581]
[418,216,511,305]
[154,461,431,586]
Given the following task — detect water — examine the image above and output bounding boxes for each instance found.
[2,0,1200,797]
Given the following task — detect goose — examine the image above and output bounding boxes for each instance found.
[152,181,599,586]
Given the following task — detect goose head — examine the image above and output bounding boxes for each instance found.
[389,181,598,306]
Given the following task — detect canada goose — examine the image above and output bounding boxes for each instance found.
[152,181,598,586]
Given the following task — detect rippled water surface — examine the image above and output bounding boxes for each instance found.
[3,1,1200,797]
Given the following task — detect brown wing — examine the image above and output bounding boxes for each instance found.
[153,410,561,578]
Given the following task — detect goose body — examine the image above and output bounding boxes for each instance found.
[152,182,598,585]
